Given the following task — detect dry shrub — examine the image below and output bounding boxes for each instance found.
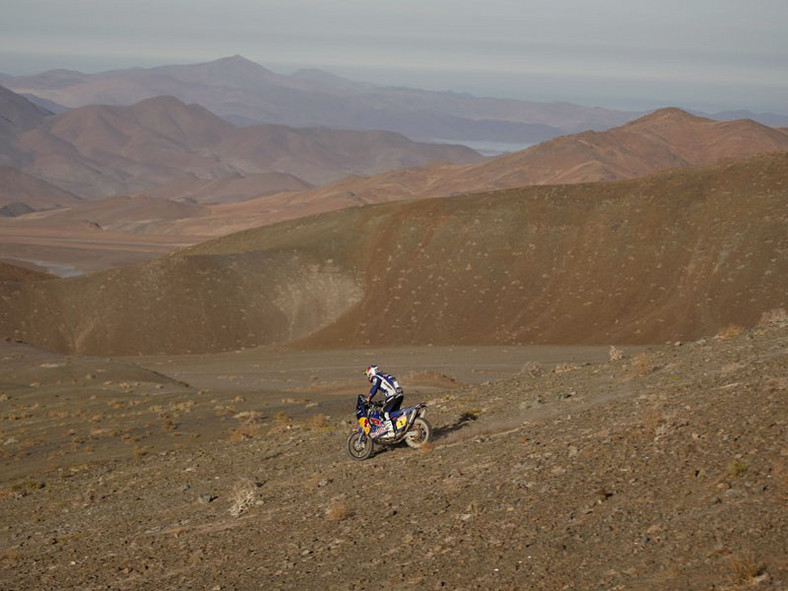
[326,499,350,521]
[228,422,264,442]
[0,548,21,564]
[716,324,745,340]
[133,445,151,461]
[228,478,257,517]
[161,415,178,431]
[608,345,624,362]
[228,411,266,441]
[727,553,766,584]
[728,459,749,477]
[169,400,195,412]
[268,411,293,435]
[759,307,787,327]
[307,414,330,431]
[520,361,544,377]
[633,352,652,377]
[553,362,578,374]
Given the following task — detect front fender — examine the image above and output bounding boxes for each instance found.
[358,416,371,435]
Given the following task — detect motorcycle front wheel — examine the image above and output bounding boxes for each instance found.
[346,430,374,460]
[405,417,432,449]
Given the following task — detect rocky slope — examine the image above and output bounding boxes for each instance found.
[0,319,785,590]
[132,108,788,239]
[2,152,784,356]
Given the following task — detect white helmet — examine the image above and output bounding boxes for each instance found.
[365,365,378,382]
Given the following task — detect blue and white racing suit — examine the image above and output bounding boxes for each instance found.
[368,372,404,420]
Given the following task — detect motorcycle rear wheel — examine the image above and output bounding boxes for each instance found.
[346,431,374,460]
[405,417,432,449]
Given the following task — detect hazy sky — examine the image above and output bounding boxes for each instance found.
[1,0,786,114]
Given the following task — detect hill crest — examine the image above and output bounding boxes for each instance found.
[1,152,785,355]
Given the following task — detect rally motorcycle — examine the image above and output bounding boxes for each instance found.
[346,395,432,460]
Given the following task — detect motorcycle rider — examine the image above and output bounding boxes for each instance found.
[365,365,404,438]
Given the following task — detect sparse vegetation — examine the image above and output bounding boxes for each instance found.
[228,411,266,441]
[326,499,350,521]
[727,553,766,584]
[307,414,330,431]
[759,307,787,327]
[520,361,544,377]
[633,352,653,376]
[553,362,578,374]
[716,324,745,340]
[608,345,624,362]
[228,478,257,517]
[0,310,785,590]
[728,459,749,477]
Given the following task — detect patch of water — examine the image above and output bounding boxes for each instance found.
[33,261,84,278]
[426,138,537,156]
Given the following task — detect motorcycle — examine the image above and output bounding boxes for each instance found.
[346,395,432,460]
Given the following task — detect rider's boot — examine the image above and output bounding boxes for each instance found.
[383,412,395,437]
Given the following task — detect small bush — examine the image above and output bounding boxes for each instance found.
[307,414,330,431]
[727,553,765,584]
[520,361,544,377]
[553,362,578,374]
[228,411,266,441]
[716,324,745,340]
[133,446,151,461]
[759,308,787,327]
[728,459,749,477]
[608,345,624,362]
[326,499,350,521]
[268,411,293,434]
[228,478,257,517]
[633,352,652,377]
[161,415,178,431]
[228,423,264,442]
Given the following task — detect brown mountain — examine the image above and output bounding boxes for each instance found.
[3,55,636,143]
[138,171,314,204]
[0,84,52,167]
[13,94,482,199]
[0,166,82,212]
[1,152,785,355]
[159,108,788,237]
[2,108,786,277]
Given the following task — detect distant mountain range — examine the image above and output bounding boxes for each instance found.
[5,56,788,149]
[1,89,482,199]
[154,107,788,237]
[2,102,786,277]
[3,56,636,145]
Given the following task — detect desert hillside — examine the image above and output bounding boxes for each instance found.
[11,94,482,199]
[0,166,82,212]
[0,317,785,589]
[1,153,785,355]
[133,108,788,240]
[3,108,785,279]
[0,85,51,168]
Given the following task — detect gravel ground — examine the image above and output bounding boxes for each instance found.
[1,322,786,590]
